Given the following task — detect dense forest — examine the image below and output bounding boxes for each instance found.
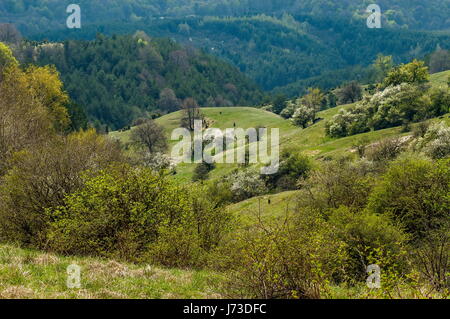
[13,32,263,130]
[2,0,450,33]
[19,14,450,96]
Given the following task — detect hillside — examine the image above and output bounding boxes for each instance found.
[22,34,263,130]
[3,0,450,34]
[0,244,223,299]
[26,15,450,96]
[111,70,450,181]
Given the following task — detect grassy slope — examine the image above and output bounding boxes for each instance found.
[2,72,449,299]
[111,70,450,182]
[226,70,450,223]
[0,244,224,299]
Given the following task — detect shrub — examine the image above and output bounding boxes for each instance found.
[368,156,450,242]
[228,168,267,202]
[222,210,345,299]
[299,159,375,212]
[416,123,450,159]
[47,165,191,261]
[265,151,312,191]
[47,165,232,267]
[365,137,406,163]
[192,161,215,182]
[329,206,409,283]
[0,130,122,247]
[291,104,315,128]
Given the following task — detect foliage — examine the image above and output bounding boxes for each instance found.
[227,168,267,202]
[28,35,262,129]
[0,130,122,247]
[265,151,312,191]
[381,60,430,88]
[336,82,363,105]
[368,156,450,242]
[415,123,450,159]
[131,119,168,154]
[222,210,345,299]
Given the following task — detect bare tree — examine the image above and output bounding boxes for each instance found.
[181,97,202,131]
[157,88,180,113]
[131,119,167,153]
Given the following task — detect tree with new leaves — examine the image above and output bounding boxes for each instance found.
[382,59,430,88]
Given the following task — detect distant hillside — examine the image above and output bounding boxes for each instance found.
[2,0,450,33]
[28,15,450,96]
[24,34,263,129]
[111,70,450,181]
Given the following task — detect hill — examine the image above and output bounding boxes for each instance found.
[3,0,450,34]
[111,70,450,181]
[22,34,263,130]
[27,15,450,96]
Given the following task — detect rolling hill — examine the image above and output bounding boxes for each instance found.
[111,70,450,181]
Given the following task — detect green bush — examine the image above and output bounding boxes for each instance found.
[47,164,232,267]
[368,156,450,242]
[221,210,345,299]
[329,206,409,283]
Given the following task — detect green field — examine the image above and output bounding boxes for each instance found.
[0,244,224,299]
[110,70,450,182]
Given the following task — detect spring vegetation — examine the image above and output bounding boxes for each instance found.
[0,36,449,299]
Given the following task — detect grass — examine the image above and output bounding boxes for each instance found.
[110,70,450,182]
[0,244,224,299]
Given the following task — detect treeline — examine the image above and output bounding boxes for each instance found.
[2,0,450,34]
[28,14,450,97]
[20,33,262,130]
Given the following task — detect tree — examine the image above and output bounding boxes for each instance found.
[291,104,315,128]
[0,24,22,44]
[272,94,287,114]
[373,54,394,81]
[181,97,202,131]
[157,88,180,113]
[429,49,450,74]
[0,130,122,247]
[25,65,71,132]
[300,88,325,112]
[0,41,18,71]
[382,60,429,88]
[131,119,168,153]
[336,82,362,104]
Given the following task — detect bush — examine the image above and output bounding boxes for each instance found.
[365,137,406,163]
[265,151,312,191]
[192,161,215,182]
[329,206,409,283]
[368,156,450,242]
[291,104,316,128]
[227,168,268,202]
[416,123,450,159]
[47,165,232,267]
[222,210,345,299]
[0,130,122,247]
[299,159,375,212]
